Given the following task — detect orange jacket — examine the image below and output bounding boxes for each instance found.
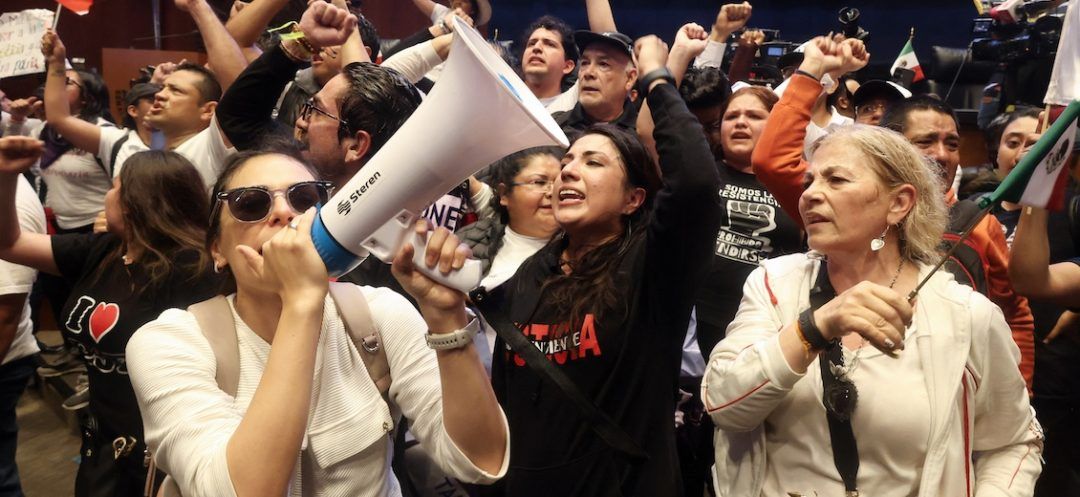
[751,74,1035,391]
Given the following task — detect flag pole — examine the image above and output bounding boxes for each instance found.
[906,205,990,302]
[907,99,1080,303]
[51,3,62,30]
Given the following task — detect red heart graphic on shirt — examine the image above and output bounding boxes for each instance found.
[88,302,120,343]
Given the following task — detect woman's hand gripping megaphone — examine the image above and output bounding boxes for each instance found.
[392,220,474,312]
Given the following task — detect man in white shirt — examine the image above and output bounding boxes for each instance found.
[518,16,580,113]
[0,173,46,496]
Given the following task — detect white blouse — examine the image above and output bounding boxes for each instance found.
[762,326,931,497]
[127,287,509,497]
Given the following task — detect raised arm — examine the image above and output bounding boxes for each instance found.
[329,0,370,65]
[410,0,440,18]
[695,1,752,68]
[391,222,508,475]
[381,35,452,84]
[40,31,102,155]
[585,0,617,32]
[216,1,356,149]
[751,36,864,224]
[637,23,708,162]
[225,0,289,49]
[1009,206,1080,306]
[0,137,58,275]
[726,29,762,82]
[176,0,248,91]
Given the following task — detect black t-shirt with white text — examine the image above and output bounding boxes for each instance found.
[694,162,802,356]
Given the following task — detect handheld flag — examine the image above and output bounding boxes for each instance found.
[891,33,924,83]
[1045,1,1078,106]
[978,100,1080,211]
[57,0,93,15]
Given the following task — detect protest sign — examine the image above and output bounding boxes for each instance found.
[0,9,54,79]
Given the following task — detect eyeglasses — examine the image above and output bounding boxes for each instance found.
[212,181,334,223]
[300,97,349,130]
[65,77,83,90]
[510,179,554,192]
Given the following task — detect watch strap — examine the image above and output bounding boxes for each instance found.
[637,67,675,98]
[425,317,480,350]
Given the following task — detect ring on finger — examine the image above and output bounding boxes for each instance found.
[883,338,896,349]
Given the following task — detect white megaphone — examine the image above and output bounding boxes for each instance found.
[311,16,568,292]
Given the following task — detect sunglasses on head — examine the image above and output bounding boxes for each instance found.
[213,181,334,223]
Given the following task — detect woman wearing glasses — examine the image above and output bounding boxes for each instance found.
[126,149,508,497]
[0,140,220,497]
[460,146,564,292]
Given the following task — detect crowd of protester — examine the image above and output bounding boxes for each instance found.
[0,0,1077,495]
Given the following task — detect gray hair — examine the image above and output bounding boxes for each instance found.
[809,125,948,265]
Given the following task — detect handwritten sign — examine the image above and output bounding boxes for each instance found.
[0,10,54,79]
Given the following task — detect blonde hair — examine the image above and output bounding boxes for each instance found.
[809,125,948,265]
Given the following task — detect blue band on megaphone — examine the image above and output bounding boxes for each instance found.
[312,212,363,277]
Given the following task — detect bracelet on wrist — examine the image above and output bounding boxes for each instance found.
[797,308,834,351]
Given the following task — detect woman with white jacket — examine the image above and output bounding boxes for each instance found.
[703,125,1042,496]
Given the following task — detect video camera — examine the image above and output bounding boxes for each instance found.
[971,0,1063,63]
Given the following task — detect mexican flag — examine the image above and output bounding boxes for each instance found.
[979,100,1080,211]
[57,0,93,15]
[891,39,924,82]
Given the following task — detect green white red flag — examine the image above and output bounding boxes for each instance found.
[891,38,924,82]
[979,100,1080,211]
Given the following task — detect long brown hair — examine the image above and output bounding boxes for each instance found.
[541,124,659,328]
[109,151,212,288]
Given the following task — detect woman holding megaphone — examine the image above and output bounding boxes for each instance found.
[461,36,722,497]
[126,149,508,497]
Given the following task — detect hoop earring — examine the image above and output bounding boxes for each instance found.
[870,225,889,252]
[213,262,223,274]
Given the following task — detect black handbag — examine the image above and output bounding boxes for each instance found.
[75,415,152,497]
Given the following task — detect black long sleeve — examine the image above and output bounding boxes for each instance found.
[642,83,722,339]
[216,44,302,151]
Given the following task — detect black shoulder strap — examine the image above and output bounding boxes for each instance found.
[471,288,648,462]
[810,262,860,494]
[107,132,131,178]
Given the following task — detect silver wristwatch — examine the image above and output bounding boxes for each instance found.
[425,317,480,350]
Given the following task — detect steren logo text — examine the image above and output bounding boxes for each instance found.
[336,172,382,216]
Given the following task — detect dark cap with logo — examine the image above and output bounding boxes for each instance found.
[573,30,634,58]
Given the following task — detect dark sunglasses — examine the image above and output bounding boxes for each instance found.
[212,181,334,223]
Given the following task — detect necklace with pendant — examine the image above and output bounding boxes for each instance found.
[824,258,906,420]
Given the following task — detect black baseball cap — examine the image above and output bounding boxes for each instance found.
[573,30,633,58]
[125,83,162,107]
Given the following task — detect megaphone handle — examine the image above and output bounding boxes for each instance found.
[409,230,484,293]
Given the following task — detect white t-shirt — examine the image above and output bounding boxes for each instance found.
[172,115,235,190]
[0,176,45,365]
[99,127,150,178]
[761,327,931,497]
[540,81,579,114]
[34,118,114,230]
